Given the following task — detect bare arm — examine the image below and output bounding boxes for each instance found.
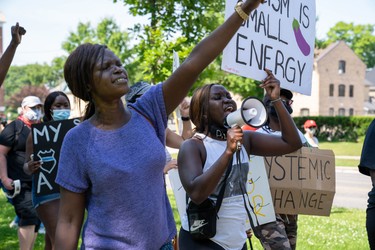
[23,133,41,175]
[0,144,12,190]
[55,187,85,250]
[244,69,302,156]
[162,0,264,114]
[0,23,26,87]
[165,128,184,149]
[179,98,193,140]
[178,128,240,204]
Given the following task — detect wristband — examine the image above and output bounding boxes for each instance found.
[181,116,190,121]
[270,98,282,103]
[235,1,249,21]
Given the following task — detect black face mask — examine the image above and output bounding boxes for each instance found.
[269,102,293,118]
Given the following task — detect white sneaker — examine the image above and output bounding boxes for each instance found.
[9,218,18,229]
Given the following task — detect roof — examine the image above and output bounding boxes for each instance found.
[315,41,365,67]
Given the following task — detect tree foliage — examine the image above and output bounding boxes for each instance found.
[5,85,50,119]
[4,63,57,98]
[318,22,375,68]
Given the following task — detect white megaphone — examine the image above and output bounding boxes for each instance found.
[224,97,268,129]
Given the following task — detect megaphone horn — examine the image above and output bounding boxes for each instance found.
[224,97,268,129]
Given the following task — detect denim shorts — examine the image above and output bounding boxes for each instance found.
[32,186,60,208]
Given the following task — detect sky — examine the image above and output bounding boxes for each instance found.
[1,0,375,66]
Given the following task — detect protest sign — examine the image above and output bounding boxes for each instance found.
[246,155,276,227]
[222,0,316,95]
[32,118,80,196]
[264,147,335,216]
[168,169,186,221]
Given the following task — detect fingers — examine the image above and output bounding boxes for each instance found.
[28,160,42,173]
[227,126,243,152]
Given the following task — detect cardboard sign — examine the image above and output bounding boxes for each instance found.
[32,118,80,197]
[246,155,276,226]
[264,147,335,216]
[222,0,316,95]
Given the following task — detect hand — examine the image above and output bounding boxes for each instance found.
[1,177,14,190]
[259,68,281,100]
[226,126,243,153]
[11,22,26,46]
[179,98,190,118]
[246,229,253,238]
[27,159,42,174]
[163,159,178,174]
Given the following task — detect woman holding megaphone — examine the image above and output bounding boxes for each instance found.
[178,69,302,249]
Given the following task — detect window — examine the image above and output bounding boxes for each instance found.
[349,85,354,97]
[329,84,334,97]
[338,84,345,97]
[329,108,334,116]
[300,108,309,116]
[338,108,345,116]
[339,60,346,74]
[349,108,354,116]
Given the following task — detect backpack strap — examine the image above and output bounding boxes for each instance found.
[186,135,233,213]
[11,119,25,151]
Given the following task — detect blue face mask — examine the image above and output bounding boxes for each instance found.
[52,109,70,121]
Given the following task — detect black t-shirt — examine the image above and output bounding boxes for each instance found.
[0,119,31,182]
[359,119,375,176]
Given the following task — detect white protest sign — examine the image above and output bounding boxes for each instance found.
[222,0,316,95]
[168,168,186,221]
[246,155,276,227]
[173,50,180,72]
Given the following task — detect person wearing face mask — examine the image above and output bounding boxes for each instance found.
[23,91,71,250]
[0,95,42,250]
[254,89,306,250]
[303,120,319,147]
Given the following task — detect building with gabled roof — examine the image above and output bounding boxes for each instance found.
[291,41,368,116]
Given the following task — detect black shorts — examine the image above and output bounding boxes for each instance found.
[12,182,41,231]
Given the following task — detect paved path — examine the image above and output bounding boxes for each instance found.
[333,166,371,210]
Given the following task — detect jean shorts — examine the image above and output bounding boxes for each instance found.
[32,186,60,208]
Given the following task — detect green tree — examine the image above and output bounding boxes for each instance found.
[5,85,50,119]
[4,63,57,98]
[62,18,135,77]
[115,0,262,98]
[323,22,375,68]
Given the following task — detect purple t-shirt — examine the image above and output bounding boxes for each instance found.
[56,84,176,249]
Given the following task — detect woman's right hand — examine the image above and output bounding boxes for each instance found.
[226,126,243,153]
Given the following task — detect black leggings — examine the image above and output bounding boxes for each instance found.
[178,228,247,250]
[367,206,375,250]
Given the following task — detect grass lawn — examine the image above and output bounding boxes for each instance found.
[1,191,368,250]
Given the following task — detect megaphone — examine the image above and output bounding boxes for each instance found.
[224,97,268,129]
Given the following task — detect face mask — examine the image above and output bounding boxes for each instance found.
[308,128,316,135]
[24,109,42,121]
[52,109,71,121]
[269,102,293,118]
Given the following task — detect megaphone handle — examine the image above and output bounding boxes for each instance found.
[236,141,242,151]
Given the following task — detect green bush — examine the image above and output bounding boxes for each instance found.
[294,116,374,142]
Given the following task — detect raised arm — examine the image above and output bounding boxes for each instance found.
[162,0,264,114]
[0,23,26,87]
[244,69,302,156]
